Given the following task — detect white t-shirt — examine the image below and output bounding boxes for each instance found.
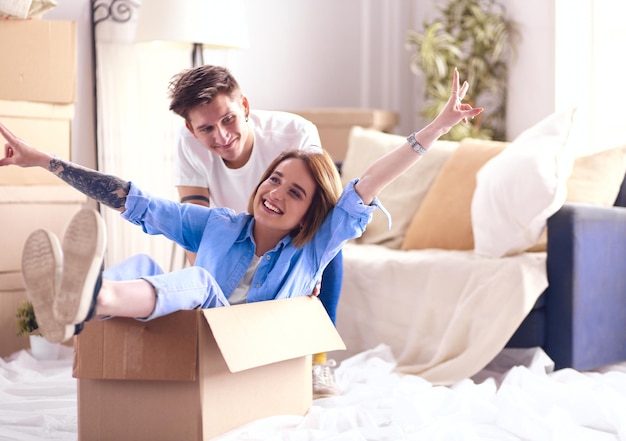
[174,109,322,213]
[228,254,261,305]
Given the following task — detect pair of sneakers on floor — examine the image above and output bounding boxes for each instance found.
[21,208,106,344]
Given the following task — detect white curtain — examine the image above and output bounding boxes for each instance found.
[94,0,188,271]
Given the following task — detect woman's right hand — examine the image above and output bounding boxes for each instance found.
[0,121,53,169]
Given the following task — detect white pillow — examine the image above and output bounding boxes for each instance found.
[342,126,458,249]
[471,108,578,257]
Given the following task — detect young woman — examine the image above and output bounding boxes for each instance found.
[0,69,482,345]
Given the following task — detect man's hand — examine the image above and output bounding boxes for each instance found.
[310,280,322,297]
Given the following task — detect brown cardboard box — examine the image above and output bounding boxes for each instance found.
[0,186,86,272]
[0,20,77,104]
[291,108,399,163]
[0,100,75,185]
[0,271,29,357]
[74,296,345,440]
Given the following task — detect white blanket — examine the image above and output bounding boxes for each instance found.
[2,345,626,440]
[334,243,549,385]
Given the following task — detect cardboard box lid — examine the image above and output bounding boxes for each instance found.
[0,271,25,291]
[291,108,399,129]
[0,100,75,120]
[74,296,345,381]
[203,296,345,373]
[0,186,86,203]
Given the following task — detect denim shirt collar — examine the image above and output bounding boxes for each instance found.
[235,216,293,253]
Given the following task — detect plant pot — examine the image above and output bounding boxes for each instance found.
[29,334,60,361]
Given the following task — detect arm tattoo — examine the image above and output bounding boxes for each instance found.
[49,157,130,210]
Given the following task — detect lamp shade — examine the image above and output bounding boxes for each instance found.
[135,0,249,49]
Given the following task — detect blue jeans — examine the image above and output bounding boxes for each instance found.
[103,254,229,320]
[105,250,343,323]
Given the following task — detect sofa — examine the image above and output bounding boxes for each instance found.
[331,108,626,385]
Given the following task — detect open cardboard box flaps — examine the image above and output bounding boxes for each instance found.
[74,296,345,440]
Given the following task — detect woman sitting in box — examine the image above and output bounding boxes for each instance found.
[0,69,482,345]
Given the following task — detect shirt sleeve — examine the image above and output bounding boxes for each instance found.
[121,182,210,250]
[173,126,209,187]
[305,179,389,282]
[336,179,389,232]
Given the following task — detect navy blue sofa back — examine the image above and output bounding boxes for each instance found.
[507,173,626,351]
[615,174,626,207]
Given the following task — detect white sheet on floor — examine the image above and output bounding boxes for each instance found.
[336,244,549,385]
[2,344,626,440]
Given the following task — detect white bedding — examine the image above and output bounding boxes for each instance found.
[335,243,549,385]
[2,344,626,440]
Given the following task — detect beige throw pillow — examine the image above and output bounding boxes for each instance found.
[566,145,626,205]
[401,138,507,251]
[341,126,458,249]
[527,144,626,251]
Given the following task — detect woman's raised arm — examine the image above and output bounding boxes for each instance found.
[0,122,130,211]
[354,68,483,205]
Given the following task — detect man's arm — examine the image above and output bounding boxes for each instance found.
[177,186,211,207]
[0,121,129,211]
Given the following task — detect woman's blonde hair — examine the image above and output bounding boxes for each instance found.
[248,148,343,247]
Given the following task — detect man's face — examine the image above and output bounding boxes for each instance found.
[186,93,252,169]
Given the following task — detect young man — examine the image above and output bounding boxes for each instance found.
[167,65,343,397]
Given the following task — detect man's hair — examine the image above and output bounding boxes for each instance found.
[168,65,241,121]
[247,149,343,248]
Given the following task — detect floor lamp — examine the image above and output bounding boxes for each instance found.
[135,0,249,67]
[135,0,249,270]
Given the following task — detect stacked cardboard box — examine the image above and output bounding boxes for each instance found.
[291,108,400,163]
[0,19,82,357]
[0,20,77,104]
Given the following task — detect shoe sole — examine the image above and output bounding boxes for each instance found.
[21,230,74,343]
[54,208,107,325]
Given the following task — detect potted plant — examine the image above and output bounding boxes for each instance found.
[16,300,38,337]
[16,300,60,360]
[406,0,519,141]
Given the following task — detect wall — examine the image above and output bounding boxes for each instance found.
[45,0,623,166]
[227,0,422,135]
[44,0,96,169]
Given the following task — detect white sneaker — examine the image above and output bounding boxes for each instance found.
[54,208,107,325]
[312,359,339,399]
[21,229,74,343]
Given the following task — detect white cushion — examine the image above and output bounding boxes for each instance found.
[342,126,458,249]
[471,108,579,257]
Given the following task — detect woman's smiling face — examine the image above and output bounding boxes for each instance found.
[252,158,317,236]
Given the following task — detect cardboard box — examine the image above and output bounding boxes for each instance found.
[291,108,399,163]
[74,296,346,440]
[0,100,75,185]
[0,20,77,104]
[0,271,29,358]
[0,185,86,272]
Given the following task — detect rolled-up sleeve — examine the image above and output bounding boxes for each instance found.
[120,182,192,245]
[338,179,390,232]
[121,182,152,226]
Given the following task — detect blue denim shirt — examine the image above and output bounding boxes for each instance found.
[122,179,386,303]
